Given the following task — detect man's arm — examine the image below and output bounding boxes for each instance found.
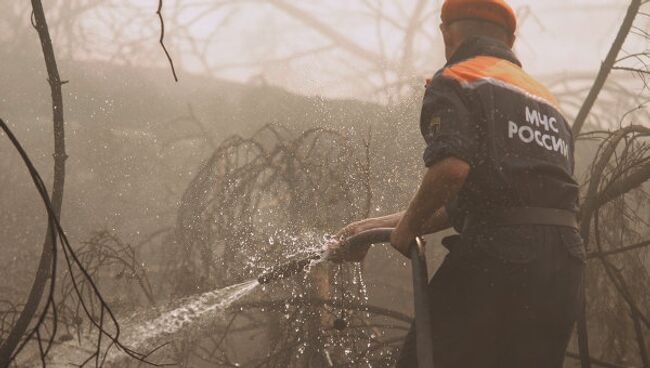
[333,206,452,263]
[336,204,452,241]
[334,211,404,240]
[391,157,469,256]
[420,207,452,235]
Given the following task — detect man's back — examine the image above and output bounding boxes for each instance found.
[421,37,579,217]
[395,35,586,368]
[336,2,587,366]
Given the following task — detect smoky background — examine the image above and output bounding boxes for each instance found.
[1,0,649,367]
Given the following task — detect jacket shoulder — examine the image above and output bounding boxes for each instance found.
[440,56,560,109]
[426,69,466,97]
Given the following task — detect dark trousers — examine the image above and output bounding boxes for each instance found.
[396,230,585,368]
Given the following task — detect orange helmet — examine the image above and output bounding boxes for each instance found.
[441,0,517,35]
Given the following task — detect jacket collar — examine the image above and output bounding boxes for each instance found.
[445,36,521,67]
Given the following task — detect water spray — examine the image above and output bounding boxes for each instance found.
[256,228,394,285]
[257,254,321,285]
[256,228,435,367]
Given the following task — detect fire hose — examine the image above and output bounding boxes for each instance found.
[257,228,435,368]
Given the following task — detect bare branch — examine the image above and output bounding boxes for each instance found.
[572,0,643,135]
[0,0,68,364]
[157,0,179,82]
[587,239,650,258]
[264,0,387,66]
[565,352,640,368]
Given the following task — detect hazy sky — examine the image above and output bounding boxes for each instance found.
[162,0,642,99]
[10,0,644,100]
[508,0,638,74]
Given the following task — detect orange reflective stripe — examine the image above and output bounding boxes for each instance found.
[442,56,560,108]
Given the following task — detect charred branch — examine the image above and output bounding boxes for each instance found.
[0,0,68,364]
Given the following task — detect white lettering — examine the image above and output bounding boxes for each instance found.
[542,134,553,150]
[563,141,570,158]
[526,106,539,127]
[519,126,535,143]
[538,112,550,131]
[509,117,569,159]
[508,121,518,138]
[549,117,559,133]
[552,135,564,153]
[534,130,544,147]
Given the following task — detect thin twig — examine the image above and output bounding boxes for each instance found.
[156,0,179,82]
[587,239,650,258]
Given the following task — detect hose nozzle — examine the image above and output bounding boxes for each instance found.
[256,228,394,285]
[257,254,321,285]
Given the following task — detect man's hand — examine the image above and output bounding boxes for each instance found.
[325,239,371,263]
[328,212,405,263]
[327,219,380,263]
[390,218,417,257]
[335,219,376,242]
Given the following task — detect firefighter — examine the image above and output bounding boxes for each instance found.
[333,0,586,367]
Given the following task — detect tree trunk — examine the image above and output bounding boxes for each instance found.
[572,0,642,135]
[0,0,67,365]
